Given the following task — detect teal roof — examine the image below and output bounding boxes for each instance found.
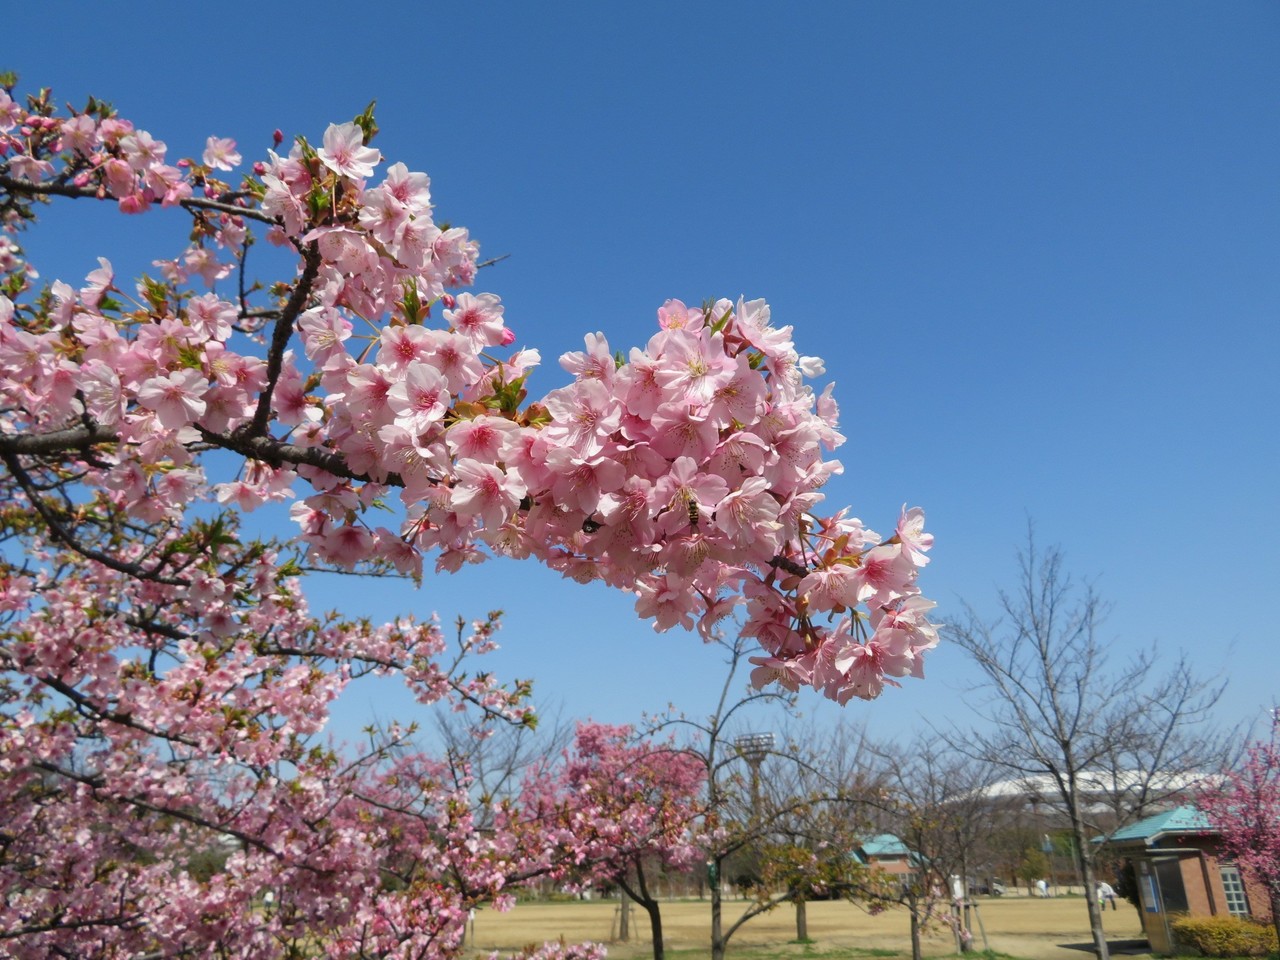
[860,834,912,857]
[1105,805,1213,844]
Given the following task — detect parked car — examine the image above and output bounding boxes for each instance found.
[968,878,1007,896]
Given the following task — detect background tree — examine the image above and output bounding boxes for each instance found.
[1197,722,1280,945]
[1017,847,1051,895]
[945,533,1229,960]
[434,705,573,832]
[646,632,829,960]
[752,721,879,943]
[519,722,705,960]
[863,737,996,960]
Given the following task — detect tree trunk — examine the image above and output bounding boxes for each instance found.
[1068,810,1110,960]
[639,896,666,960]
[794,894,808,941]
[1270,890,1280,958]
[619,887,630,942]
[710,859,726,960]
[910,907,923,960]
[619,862,669,960]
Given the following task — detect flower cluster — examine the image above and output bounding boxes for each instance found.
[517,721,706,885]
[0,87,935,706]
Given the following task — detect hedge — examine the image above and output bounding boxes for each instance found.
[1170,915,1278,957]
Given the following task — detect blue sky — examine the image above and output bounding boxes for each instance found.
[6,2,1278,744]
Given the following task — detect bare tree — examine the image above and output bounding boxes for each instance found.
[649,632,847,960]
[945,533,1230,960]
[755,721,879,943]
[864,737,1000,960]
[432,705,573,832]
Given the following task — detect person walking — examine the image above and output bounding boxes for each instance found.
[1098,881,1118,910]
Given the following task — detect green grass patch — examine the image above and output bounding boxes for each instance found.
[660,948,911,960]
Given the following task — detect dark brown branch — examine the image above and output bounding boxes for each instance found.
[1,449,188,587]
[0,172,277,225]
[0,420,407,488]
[199,427,404,486]
[0,420,117,456]
[246,242,321,437]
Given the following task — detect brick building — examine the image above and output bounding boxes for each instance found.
[1100,805,1273,955]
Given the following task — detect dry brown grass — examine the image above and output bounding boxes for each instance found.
[467,894,1149,960]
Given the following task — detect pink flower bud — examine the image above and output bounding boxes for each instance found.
[253,161,267,175]
[441,294,456,309]
[273,129,284,147]
[177,158,190,168]
[500,327,516,346]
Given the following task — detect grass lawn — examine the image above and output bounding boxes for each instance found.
[467,895,1152,960]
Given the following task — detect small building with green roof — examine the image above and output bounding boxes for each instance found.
[1098,805,1271,954]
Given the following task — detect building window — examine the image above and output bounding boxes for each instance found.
[1220,865,1249,917]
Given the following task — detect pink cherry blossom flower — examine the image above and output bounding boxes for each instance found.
[647,403,718,462]
[895,505,934,567]
[144,164,192,207]
[317,121,381,179]
[136,368,209,430]
[57,113,98,154]
[0,89,21,131]
[654,328,735,406]
[446,416,521,463]
[542,380,621,456]
[444,292,507,349]
[7,154,55,181]
[387,362,448,433]
[450,460,526,530]
[119,129,167,170]
[382,161,432,215]
[713,477,782,549]
[202,136,241,171]
[183,245,232,286]
[560,332,617,386]
[261,173,307,234]
[544,448,627,515]
[749,654,812,692]
[297,306,352,362]
[102,157,139,199]
[186,293,236,342]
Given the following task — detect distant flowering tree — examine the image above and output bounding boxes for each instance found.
[1198,727,1280,945]
[0,78,936,959]
[520,722,706,960]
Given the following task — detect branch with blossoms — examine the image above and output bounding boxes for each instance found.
[1,82,937,706]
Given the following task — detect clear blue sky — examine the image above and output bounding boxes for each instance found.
[7,1,1278,743]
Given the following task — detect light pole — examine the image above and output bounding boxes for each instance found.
[734,732,774,811]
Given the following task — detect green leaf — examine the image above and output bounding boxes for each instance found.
[353,100,379,144]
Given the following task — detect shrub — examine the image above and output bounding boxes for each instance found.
[1171,915,1278,957]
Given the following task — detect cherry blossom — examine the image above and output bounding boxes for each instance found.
[0,82,937,959]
